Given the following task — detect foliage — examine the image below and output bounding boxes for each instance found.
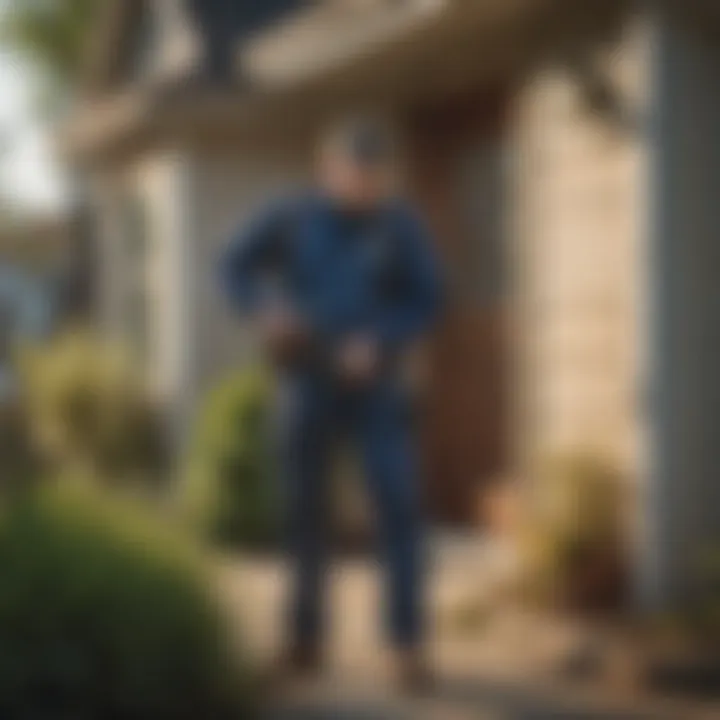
[519,452,627,611]
[660,549,720,651]
[0,401,39,490]
[2,0,104,92]
[19,331,165,486]
[183,366,278,549]
[691,550,720,645]
[0,482,253,719]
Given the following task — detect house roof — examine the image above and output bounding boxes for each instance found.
[242,0,544,88]
[85,0,311,92]
[242,0,448,88]
[64,0,566,164]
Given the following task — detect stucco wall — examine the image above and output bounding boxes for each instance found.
[511,16,652,478]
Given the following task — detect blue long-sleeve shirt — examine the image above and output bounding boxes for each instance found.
[219,193,443,354]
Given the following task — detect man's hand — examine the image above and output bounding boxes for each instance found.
[336,335,380,386]
[259,308,308,366]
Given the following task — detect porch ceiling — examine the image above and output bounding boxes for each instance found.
[62,0,556,165]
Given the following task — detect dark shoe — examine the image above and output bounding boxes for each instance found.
[391,649,435,695]
[284,643,323,676]
[262,643,323,690]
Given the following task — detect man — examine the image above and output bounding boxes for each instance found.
[219,120,443,690]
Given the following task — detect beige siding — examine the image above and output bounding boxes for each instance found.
[189,155,307,394]
[511,17,652,478]
[92,176,126,337]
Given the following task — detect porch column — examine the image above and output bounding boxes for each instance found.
[644,6,720,607]
[154,152,198,458]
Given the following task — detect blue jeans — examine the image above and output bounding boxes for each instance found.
[277,371,425,649]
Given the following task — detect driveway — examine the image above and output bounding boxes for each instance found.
[217,533,715,720]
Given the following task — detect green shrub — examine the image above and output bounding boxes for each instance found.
[19,332,165,486]
[659,548,720,651]
[0,483,252,720]
[0,401,39,491]
[694,550,720,645]
[183,367,278,548]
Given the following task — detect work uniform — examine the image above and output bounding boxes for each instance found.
[220,193,442,648]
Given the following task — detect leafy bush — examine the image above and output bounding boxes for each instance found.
[659,549,720,652]
[183,367,278,548]
[0,483,252,720]
[520,452,627,612]
[19,332,165,486]
[0,401,39,491]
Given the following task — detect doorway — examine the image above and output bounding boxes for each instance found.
[407,89,509,526]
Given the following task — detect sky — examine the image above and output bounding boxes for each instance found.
[0,9,67,215]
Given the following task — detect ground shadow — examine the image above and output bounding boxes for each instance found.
[265,674,678,720]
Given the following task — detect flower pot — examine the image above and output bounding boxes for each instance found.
[554,543,628,615]
[481,481,521,538]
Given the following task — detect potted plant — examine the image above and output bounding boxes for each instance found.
[520,452,628,615]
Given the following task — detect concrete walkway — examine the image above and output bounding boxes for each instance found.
[217,534,716,720]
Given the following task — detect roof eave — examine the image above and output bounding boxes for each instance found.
[240,0,549,88]
[62,0,556,165]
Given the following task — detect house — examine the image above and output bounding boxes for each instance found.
[66,0,720,607]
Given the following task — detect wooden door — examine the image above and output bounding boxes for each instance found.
[407,90,508,526]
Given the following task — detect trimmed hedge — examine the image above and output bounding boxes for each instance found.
[183,367,278,549]
[0,484,253,720]
[0,401,38,491]
[19,332,166,487]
